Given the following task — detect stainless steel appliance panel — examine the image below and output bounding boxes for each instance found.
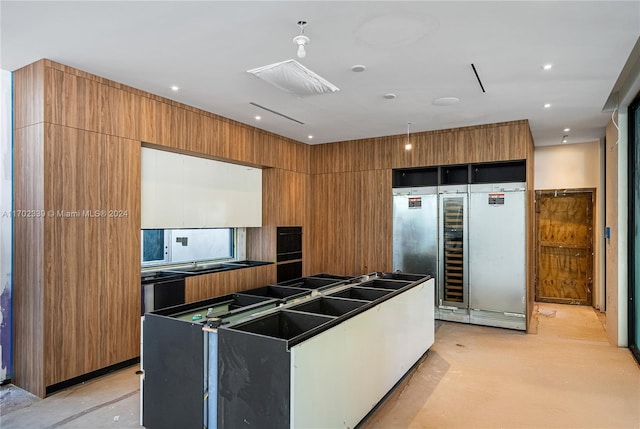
[392,188,438,278]
[438,186,469,309]
[468,183,526,314]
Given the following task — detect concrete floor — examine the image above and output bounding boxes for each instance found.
[1,303,639,429]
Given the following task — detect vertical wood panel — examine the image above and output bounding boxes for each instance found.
[119,90,141,142]
[13,124,46,397]
[104,137,141,365]
[45,67,65,128]
[247,168,308,270]
[184,110,206,154]
[262,168,308,226]
[43,125,104,385]
[357,170,393,273]
[246,226,277,263]
[211,118,230,160]
[139,96,158,144]
[14,60,45,129]
[169,105,188,151]
[98,82,117,136]
[307,170,391,276]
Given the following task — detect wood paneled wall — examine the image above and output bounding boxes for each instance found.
[13,58,534,397]
[15,122,141,394]
[14,61,44,129]
[13,124,45,396]
[310,120,530,174]
[307,170,392,276]
[306,120,533,277]
[43,61,309,172]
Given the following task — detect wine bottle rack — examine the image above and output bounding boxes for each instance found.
[443,198,464,302]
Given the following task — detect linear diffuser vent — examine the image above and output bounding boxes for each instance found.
[247,59,339,96]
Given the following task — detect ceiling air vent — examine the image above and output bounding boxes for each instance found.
[247,59,339,97]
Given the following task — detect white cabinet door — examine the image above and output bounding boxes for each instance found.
[141,147,262,228]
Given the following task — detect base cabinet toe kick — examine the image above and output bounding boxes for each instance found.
[142,273,435,429]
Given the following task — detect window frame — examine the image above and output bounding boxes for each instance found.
[141,227,236,269]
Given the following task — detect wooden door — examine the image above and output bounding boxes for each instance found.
[536,189,595,305]
[535,190,594,305]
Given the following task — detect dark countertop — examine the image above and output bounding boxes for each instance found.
[141,260,272,283]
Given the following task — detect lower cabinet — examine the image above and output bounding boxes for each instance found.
[184,264,276,302]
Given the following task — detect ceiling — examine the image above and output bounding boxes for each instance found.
[2,1,639,146]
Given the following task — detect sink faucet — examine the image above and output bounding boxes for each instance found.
[192,261,198,268]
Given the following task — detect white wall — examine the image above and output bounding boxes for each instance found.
[534,141,604,310]
[534,141,601,189]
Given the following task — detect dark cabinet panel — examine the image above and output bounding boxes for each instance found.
[392,161,526,187]
[392,167,438,187]
[471,160,526,183]
[441,165,469,185]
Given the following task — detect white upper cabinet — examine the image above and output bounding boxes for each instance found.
[141,147,262,229]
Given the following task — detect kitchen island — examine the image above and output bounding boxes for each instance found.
[141,272,434,429]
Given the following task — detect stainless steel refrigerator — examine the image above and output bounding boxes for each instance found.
[393,182,527,331]
[468,182,526,330]
[392,186,439,283]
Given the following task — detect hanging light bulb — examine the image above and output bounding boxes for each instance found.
[405,122,413,151]
[297,43,306,58]
[293,21,309,59]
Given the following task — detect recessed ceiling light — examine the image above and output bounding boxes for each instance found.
[351,65,366,72]
[170,85,179,91]
[433,97,460,106]
[308,135,313,139]
[543,64,552,70]
[544,103,551,108]
[564,128,570,132]
[562,139,568,143]
[255,115,261,120]
[384,93,397,100]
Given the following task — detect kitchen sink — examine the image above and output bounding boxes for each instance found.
[161,260,272,276]
[228,260,270,267]
[164,263,227,275]
[141,271,186,283]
